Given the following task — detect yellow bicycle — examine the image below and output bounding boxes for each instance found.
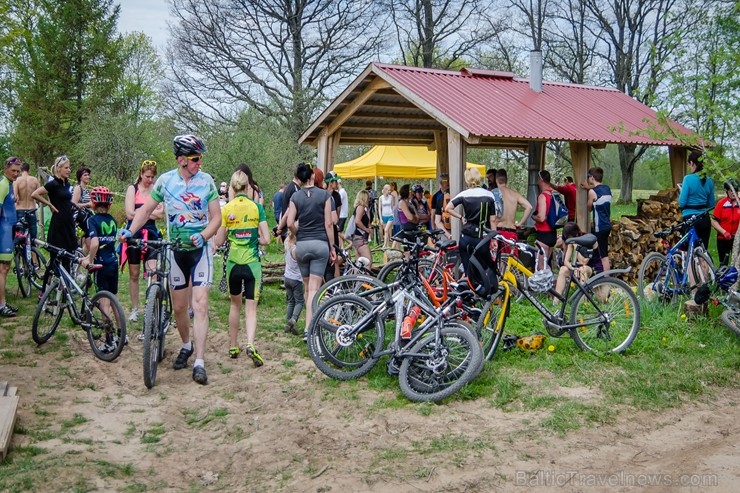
[476,231,640,358]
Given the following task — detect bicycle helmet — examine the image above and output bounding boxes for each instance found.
[411,184,424,194]
[528,269,554,293]
[718,266,738,290]
[173,134,207,157]
[324,171,340,183]
[90,186,114,205]
[516,333,546,351]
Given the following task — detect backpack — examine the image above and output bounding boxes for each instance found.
[441,192,452,230]
[546,190,569,229]
[344,213,356,237]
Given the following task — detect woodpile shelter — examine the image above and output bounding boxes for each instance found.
[299,60,697,237]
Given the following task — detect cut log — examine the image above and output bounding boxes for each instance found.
[0,382,19,461]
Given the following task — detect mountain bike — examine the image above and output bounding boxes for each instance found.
[479,231,640,356]
[32,240,126,362]
[637,211,715,303]
[128,238,179,389]
[307,232,483,402]
[694,265,740,337]
[12,214,47,297]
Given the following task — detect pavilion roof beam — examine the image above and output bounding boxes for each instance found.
[326,78,391,136]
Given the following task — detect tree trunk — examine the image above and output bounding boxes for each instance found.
[618,143,636,204]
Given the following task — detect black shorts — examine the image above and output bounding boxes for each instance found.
[170,247,213,290]
[227,262,261,300]
[95,262,119,294]
[594,229,611,259]
[536,231,557,248]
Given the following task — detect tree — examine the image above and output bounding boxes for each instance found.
[2,0,124,167]
[165,0,386,141]
[115,32,164,125]
[385,0,506,68]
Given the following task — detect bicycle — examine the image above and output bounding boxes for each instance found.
[307,233,483,402]
[694,265,740,337]
[12,214,47,297]
[478,231,640,356]
[637,212,715,303]
[32,240,126,362]
[127,238,179,389]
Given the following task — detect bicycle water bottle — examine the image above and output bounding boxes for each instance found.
[25,242,32,264]
[401,306,421,339]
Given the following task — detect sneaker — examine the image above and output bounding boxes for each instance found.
[137,331,146,341]
[5,304,18,313]
[173,346,194,370]
[228,346,240,359]
[128,308,139,322]
[303,330,308,343]
[192,366,208,385]
[284,318,297,335]
[245,343,264,368]
[0,305,17,318]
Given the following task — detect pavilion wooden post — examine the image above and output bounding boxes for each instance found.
[570,142,592,231]
[434,130,449,177]
[316,129,340,172]
[668,146,687,189]
[448,130,465,239]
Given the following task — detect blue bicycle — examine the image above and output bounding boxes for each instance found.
[637,211,715,303]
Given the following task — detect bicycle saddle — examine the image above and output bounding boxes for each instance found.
[565,233,597,248]
[436,238,457,250]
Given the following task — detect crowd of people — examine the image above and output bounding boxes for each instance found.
[0,146,737,386]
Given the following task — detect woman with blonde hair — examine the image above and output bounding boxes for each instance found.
[123,160,164,324]
[444,167,499,274]
[379,184,395,248]
[32,156,77,293]
[215,170,270,365]
[350,190,374,268]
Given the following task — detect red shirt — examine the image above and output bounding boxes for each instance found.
[713,197,739,236]
[535,191,555,232]
[555,183,577,221]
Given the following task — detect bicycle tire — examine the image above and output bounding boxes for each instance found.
[690,249,715,289]
[307,294,383,381]
[14,250,31,298]
[720,309,740,337]
[32,280,65,344]
[398,324,483,402]
[637,252,677,303]
[569,277,640,354]
[477,289,508,361]
[30,247,48,290]
[312,275,387,314]
[87,290,126,362]
[143,284,163,388]
[158,286,170,363]
[377,259,403,283]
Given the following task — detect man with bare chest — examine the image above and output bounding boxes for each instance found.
[495,169,533,242]
[13,162,41,242]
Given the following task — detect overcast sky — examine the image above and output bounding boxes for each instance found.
[117,0,171,51]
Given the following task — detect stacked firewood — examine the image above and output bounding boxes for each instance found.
[609,189,682,282]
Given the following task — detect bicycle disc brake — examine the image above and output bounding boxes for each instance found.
[335,324,356,347]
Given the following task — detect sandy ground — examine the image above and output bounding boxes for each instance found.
[2,324,738,492]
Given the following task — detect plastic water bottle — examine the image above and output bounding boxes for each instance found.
[401,306,421,339]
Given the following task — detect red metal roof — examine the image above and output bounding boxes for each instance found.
[372,63,692,146]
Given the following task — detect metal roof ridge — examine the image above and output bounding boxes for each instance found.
[373,63,463,76]
[513,78,621,92]
[460,67,515,78]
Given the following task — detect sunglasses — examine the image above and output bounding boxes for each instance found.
[141,160,157,170]
[53,155,69,167]
[186,155,202,163]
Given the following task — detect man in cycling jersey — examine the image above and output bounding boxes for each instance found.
[119,135,221,385]
[0,157,22,317]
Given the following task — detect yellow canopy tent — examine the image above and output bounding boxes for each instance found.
[333,146,486,179]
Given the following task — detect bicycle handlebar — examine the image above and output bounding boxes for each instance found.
[654,210,709,238]
[33,239,101,271]
[125,238,183,249]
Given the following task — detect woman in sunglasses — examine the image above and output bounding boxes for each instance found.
[123,160,164,324]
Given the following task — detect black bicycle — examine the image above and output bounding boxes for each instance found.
[12,214,47,297]
[128,238,178,389]
[32,240,126,362]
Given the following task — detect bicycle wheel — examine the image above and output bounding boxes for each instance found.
[86,291,126,362]
[312,275,387,313]
[720,309,740,336]
[158,287,171,362]
[569,277,640,354]
[32,280,65,344]
[637,252,677,302]
[14,250,31,298]
[398,324,483,402]
[690,249,715,289]
[307,294,383,380]
[477,289,508,361]
[143,284,163,388]
[377,259,403,283]
[30,247,48,290]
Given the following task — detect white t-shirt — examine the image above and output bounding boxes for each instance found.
[380,194,393,217]
[339,188,349,218]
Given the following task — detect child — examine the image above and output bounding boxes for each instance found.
[554,221,603,298]
[81,186,120,350]
[283,229,304,335]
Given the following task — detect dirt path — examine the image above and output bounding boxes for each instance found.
[2,327,738,492]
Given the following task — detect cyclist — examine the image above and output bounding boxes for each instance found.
[554,222,603,299]
[119,135,221,385]
[215,170,269,366]
[0,157,21,317]
[678,150,714,255]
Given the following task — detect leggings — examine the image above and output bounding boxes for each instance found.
[285,277,304,322]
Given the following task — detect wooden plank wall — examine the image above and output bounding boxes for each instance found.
[0,381,19,461]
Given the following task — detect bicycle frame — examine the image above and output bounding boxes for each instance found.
[649,226,702,298]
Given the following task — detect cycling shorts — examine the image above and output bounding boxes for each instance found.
[227,261,261,300]
[169,247,213,290]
